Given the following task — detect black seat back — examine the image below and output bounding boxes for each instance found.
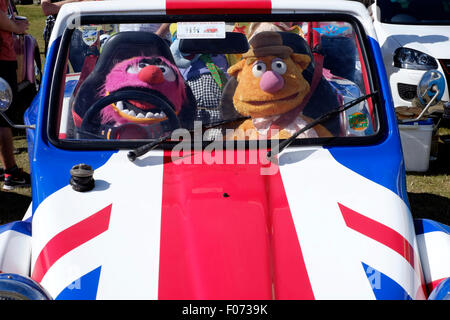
[72,32,178,124]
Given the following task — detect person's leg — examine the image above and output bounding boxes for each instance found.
[0,128,30,189]
[0,60,19,172]
[0,127,16,170]
[0,128,13,181]
[0,61,30,189]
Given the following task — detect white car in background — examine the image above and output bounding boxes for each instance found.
[370,0,450,108]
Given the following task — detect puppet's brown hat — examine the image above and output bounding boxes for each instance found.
[243,31,293,59]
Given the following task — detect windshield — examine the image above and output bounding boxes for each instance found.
[377,0,450,25]
[52,18,379,148]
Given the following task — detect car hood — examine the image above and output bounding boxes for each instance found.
[376,22,450,59]
[30,149,425,300]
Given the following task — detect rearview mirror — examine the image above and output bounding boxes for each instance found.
[0,77,13,112]
[0,77,35,130]
[179,32,249,54]
[417,70,445,107]
[399,70,445,123]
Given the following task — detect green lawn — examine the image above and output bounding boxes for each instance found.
[0,5,44,224]
[0,134,31,224]
[406,131,450,224]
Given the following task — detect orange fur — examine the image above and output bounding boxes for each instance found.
[228,31,333,140]
[229,54,311,118]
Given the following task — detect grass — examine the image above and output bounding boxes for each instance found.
[0,134,31,225]
[0,5,44,224]
[1,4,449,227]
[406,128,450,224]
[2,128,449,226]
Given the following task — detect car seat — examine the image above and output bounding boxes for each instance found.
[71,31,196,135]
[279,32,342,135]
[173,31,249,139]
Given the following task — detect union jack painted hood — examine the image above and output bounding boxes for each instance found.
[27,147,427,300]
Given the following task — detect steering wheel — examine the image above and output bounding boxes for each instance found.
[80,87,181,139]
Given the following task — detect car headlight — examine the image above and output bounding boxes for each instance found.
[394,47,438,70]
[0,273,52,300]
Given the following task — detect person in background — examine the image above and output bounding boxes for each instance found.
[42,0,93,71]
[42,1,170,71]
[119,23,170,41]
[41,0,80,53]
[0,0,31,190]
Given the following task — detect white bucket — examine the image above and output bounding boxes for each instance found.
[398,119,434,172]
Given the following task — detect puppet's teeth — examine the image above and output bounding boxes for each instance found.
[116,101,124,110]
[160,111,166,118]
[154,113,161,118]
[136,113,145,118]
[121,109,129,114]
[128,110,136,117]
[145,112,154,118]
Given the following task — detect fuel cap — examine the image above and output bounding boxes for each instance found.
[69,164,95,192]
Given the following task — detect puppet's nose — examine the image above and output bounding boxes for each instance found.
[138,65,164,84]
[259,71,284,93]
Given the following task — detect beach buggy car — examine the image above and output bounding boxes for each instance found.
[0,0,449,300]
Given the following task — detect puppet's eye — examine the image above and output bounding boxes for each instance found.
[126,62,152,74]
[158,65,176,82]
[271,59,287,75]
[126,65,140,74]
[252,61,266,78]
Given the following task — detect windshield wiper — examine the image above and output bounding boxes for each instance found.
[267,91,378,159]
[127,116,250,161]
[128,91,378,161]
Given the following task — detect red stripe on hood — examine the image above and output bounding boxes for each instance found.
[158,149,314,299]
[166,0,271,14]
[32,204,112,283]
[339,203,415,268]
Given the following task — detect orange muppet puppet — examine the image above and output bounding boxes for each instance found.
[227,31,332,139]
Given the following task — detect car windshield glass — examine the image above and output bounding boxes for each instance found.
[53,18,379,147]
[378,0,450,24]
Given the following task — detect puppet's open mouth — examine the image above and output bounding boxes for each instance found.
[244,92,300,106]
[113,100,169,122]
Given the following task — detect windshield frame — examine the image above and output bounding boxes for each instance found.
[47,12,386,151]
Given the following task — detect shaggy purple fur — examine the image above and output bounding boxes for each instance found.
[99,56,187,125]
